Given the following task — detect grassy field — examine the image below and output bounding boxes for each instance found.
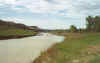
[34,32,100,63]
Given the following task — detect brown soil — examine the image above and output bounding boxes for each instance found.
[88,46,100,55]
[33,45,58,63]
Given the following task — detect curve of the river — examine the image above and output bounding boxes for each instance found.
[0,33,64,63]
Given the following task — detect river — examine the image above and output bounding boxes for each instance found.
[0,33,64,63]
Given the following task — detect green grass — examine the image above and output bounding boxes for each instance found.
[0,25,37,37]
[89,56,100,63]
[55,33,100,63]
[0,29,37,36]
[34,33,100,63]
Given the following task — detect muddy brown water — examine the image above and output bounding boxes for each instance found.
[0,33,64,63]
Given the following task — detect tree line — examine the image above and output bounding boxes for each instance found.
[70,16,100,32]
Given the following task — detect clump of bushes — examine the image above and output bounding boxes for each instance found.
[70,25,77,32]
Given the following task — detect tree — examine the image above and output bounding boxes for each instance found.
[94,16,100,32]
[86,16,94,31]
[70,25,77,32]
[86,16,100,32]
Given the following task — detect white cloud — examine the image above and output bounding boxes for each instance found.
[0,0,100,16]
[3,17,25,23]
[0,0,69,13]
[2,16,69,29]
[0,0,100,29]
[29,19,69,29]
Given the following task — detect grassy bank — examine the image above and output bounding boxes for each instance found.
[0,29,38,40]
[34,33,100,63]
[0,29,37,36]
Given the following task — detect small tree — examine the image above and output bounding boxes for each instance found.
[70,25,77,32]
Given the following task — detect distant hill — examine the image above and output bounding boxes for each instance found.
[0,19,39,39]
[0,19,39,30]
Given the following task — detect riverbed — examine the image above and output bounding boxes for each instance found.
[0,33,64,63]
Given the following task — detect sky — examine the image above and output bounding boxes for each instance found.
[0,0,100,29]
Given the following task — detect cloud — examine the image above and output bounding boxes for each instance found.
[0,0,100,29]
[0,0,100,16]
[0,0,72,13]
[2,16,69,29]
[2,17,25,23]
[28,19,69,29]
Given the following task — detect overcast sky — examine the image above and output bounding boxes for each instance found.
[0,0,100,29]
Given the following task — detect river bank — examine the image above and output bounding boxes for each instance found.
[33,33,100,63]
[0,20,40,40]
[0,34,36,40]
[0,29,38,40]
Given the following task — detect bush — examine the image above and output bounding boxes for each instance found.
[70,25,77,32]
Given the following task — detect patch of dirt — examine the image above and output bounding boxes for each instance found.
[88,46,100,55]
[33,45,58,63]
